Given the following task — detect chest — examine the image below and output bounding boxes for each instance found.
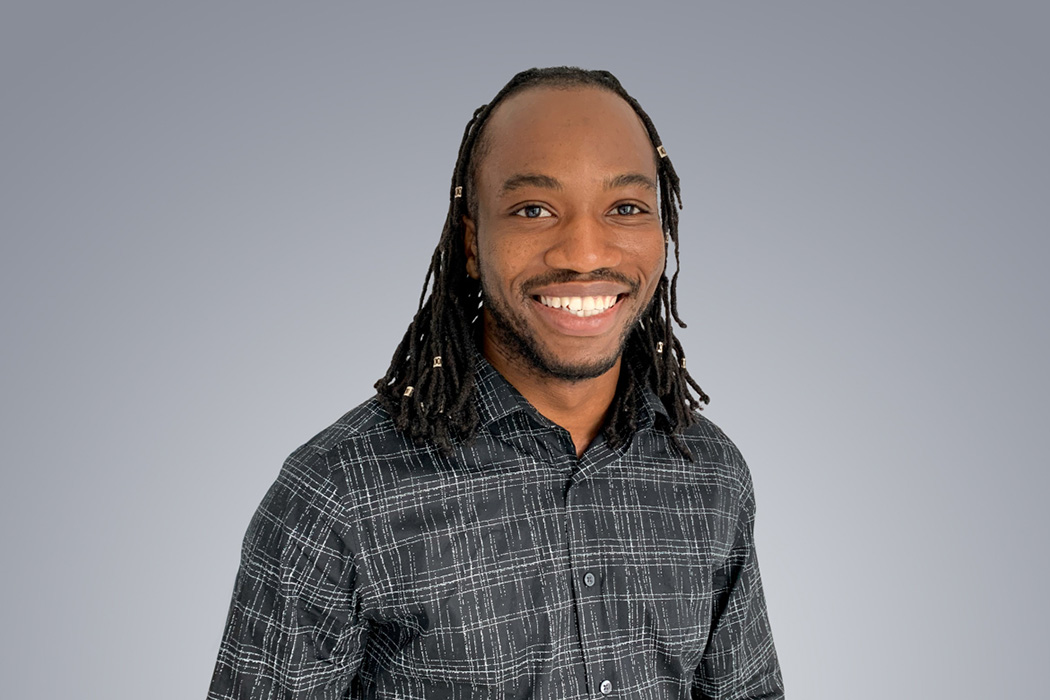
[345,451,738,692]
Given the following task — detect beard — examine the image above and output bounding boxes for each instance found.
[477,262,650,383]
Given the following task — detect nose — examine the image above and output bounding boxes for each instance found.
[543,213,622,273]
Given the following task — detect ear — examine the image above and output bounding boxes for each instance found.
[463,215,479,279]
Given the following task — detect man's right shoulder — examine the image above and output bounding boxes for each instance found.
[264,395,437,521]
[280,394,416,476]
[254,395,407,520]
[289,394,396,459]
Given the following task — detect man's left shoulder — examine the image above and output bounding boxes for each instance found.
[667,412,755,492]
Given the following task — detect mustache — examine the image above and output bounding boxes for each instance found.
[522,268,640,295]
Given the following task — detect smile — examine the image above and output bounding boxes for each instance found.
[536,295,621,317]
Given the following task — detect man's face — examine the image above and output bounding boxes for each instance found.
[464,86,665,382]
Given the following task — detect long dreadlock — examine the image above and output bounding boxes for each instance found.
[375,67,710,456]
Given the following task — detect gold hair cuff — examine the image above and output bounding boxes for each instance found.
[403,386,414,397]
[656,342,664,354]
[657,145,668,158]
[433,356,443,368]
[454,186,463,198]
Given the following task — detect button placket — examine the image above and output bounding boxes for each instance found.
[565,479,615,698]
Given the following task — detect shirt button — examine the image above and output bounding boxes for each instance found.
[583,572,596,587]
[600,679,613,695]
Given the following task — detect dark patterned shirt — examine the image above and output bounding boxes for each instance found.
[209,357,783,699]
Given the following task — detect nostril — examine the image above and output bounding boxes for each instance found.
[543,229,622,272]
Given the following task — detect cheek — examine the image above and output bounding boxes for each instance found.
[633,236,668,284]
[475,244,518,302]
[479,236,543,285]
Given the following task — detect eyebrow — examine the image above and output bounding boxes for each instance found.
[498,172,657,196]
[604,173,657,192]
[499,173,562,195]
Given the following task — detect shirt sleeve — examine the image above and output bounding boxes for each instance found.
[693,470,784,700]
[208,455,367,700]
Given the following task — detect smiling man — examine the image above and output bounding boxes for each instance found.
[463,86,667,457]
[209,67,783,700]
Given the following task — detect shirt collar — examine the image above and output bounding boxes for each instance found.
[622,352,672,432]
[471,349,670,434]
[637,382,671,431]
[472,351,548,429]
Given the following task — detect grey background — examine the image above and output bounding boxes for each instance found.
[2,2,1046,698]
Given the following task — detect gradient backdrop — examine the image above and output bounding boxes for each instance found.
[2,2,1047,698]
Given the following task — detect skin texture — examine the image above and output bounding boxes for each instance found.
[463,87,666,456]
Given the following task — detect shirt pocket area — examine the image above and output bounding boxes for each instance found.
[384,523,560,691]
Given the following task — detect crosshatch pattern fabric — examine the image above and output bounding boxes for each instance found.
[209,358,783,699]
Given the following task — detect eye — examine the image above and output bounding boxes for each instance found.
[513,204,553,218]
[614,203,645,216]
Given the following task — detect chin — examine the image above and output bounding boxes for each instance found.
[509,338,622,383]
[538,351,620,382]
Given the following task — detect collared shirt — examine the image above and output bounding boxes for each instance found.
[209,358,783,699]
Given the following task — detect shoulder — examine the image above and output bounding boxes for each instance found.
[279,394,409,480]
[288,395,397,464]
[246,396,405,545]
[671,412,757,506]
[274,394,446,509]
[260,396,400,511]
[678,412,748,464]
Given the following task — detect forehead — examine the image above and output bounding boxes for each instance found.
[475,87,657,186]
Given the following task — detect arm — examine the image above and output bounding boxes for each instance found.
[693,474,784,700]
[208,455,367,700]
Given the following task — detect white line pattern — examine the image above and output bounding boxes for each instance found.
[209,358,783,699]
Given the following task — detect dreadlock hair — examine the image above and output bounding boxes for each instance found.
[375,66,710,457]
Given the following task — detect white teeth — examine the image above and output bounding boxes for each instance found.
[538,295,620,317]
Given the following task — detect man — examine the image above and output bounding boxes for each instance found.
[209,67,783,699]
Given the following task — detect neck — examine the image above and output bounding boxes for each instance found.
[482,340,620,458]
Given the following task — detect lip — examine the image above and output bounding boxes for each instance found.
[529,294,625,336]
[528,281,630,298]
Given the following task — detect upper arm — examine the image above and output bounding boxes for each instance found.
[693,443,784,699]
[208,455,367,700]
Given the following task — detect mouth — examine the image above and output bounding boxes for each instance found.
[534,294,625,318]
